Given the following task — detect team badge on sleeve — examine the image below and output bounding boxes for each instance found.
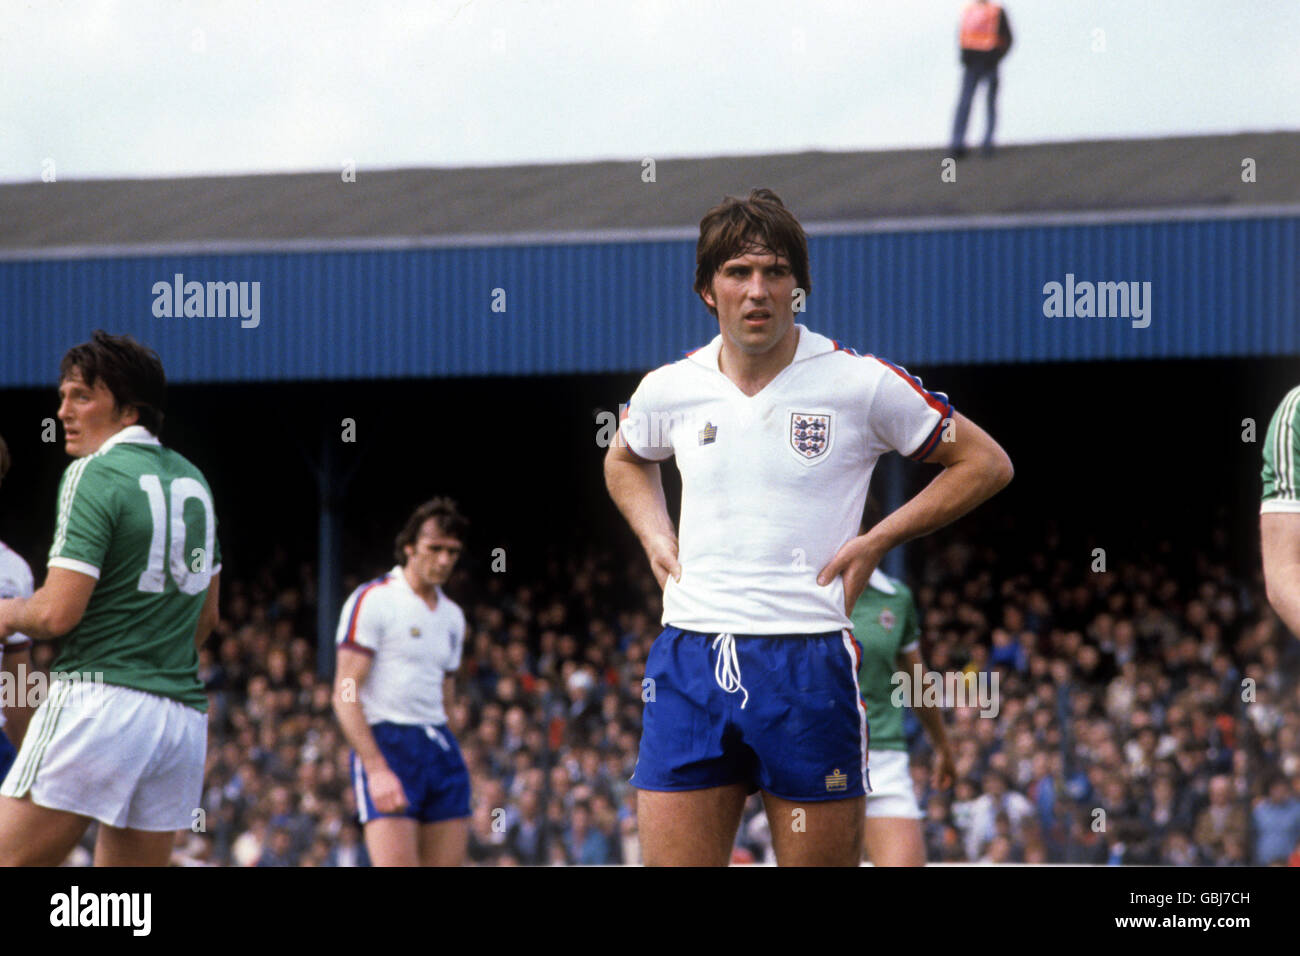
[789,413,832,462]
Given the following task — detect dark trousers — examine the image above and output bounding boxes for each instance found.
[950,60,999,152]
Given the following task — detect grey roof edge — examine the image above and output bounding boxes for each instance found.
[0,128,1294,185]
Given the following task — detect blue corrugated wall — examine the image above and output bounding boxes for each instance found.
[1,214,1295,386]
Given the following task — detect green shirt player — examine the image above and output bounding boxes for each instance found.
[850,532,954,866]
[1262,384,1300,639]
[0,331,221,866]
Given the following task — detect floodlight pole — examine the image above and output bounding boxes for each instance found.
[309,423,361,681]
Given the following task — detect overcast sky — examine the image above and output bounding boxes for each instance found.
[2,0,1297,182]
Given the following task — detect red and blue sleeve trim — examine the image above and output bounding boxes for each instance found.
[340,575,387,654]
[908,416,950,462]
[864,353,953,461]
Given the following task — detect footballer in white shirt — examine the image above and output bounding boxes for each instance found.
[605,188,1013,866]
[332,498,471,867]
[0,435,35,780]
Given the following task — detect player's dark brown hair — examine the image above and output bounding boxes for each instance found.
[693,188,811,318]
[0,433,10,486]
[59,330,167,437]
[394,497,469,565]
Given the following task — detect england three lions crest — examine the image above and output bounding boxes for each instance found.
[789,412,832,463]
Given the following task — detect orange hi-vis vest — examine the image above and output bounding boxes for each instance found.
[960,2,1002,52]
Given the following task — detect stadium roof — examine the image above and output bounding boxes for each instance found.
[2,131,1297,253]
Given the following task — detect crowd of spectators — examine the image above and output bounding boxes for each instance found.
[904,526,1300,866]
[28,520,1300,867]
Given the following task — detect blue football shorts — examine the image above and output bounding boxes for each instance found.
[351,722,471,824]
[631,627,871,801]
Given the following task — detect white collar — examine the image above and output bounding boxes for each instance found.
[868,568,897,594]
[685,324,837,372]
[391,565,442,606]
[93,425,161,454]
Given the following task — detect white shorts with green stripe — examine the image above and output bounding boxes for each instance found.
[864,749,923,819]
[0,678,206,831]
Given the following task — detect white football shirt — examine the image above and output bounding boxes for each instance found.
[335,565,467,726]
[619,325,951,634]
[0,540,34,730]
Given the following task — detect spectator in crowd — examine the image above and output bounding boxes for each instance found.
[964,771,1033,859]
[1253,775,1300,864]
[1194,775,1251,865]
[563,801,612,865]
[505,788,550,865]
[255,826,297,867]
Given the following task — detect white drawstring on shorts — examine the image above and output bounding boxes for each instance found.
[712,633,749,710]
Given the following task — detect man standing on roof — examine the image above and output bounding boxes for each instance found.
[950,0,1013,158]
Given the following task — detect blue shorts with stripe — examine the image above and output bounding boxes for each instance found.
[351,722,471,825]
[0,729,15,783]
[631,627,871,801]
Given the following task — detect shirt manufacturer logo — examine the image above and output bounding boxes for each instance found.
[698,422,717,445]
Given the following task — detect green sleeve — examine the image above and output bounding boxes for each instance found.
[47,459,116,573]
[1262,386,1300,512]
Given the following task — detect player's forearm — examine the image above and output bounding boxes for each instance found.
[914,696,951,754]
[3,700,33,749]
[1261,515,1300,638]
[194,574,221,649]
[1263,561,1300,637]
[604,455,676,548]
[332,696,388,771]
[194,611,218,650]
[0,652,33,747]
[0,593,75,640]
[868,452,1011,554]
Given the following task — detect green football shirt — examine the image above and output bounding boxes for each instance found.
[1262,385,1300,513]
[849,569,921,752]
[46,425,220,711]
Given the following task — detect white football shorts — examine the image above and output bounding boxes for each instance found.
[0,677,207,831]
[864,748,923,819]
